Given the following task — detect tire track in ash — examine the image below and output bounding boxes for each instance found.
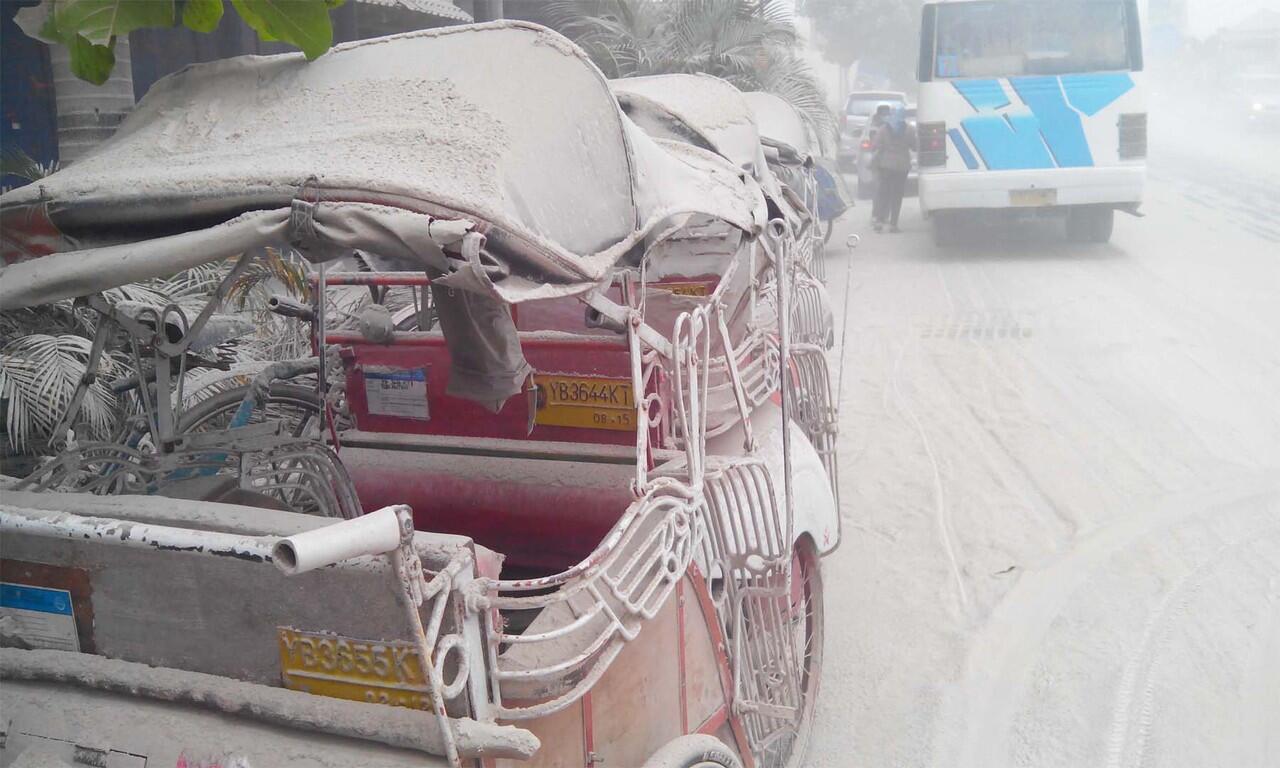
[887,330,972,617]
[942,486,1280,768]
[1105,521,1280,768]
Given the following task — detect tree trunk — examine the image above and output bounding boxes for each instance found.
[49,38,136,165]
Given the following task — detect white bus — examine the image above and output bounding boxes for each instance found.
[916,0,1146,244]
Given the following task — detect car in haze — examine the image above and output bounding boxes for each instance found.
[838,90,908,170]
[1237,73,1280,128]
[854,105,919,199]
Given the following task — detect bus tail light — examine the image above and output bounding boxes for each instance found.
[918,121,947,167]
[1118,113,1147,159]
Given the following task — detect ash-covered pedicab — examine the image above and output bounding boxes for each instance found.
[0,22,838,768]
[609,74,841,495]
[741,91,851,256]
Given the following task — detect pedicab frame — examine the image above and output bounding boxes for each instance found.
[0,22,840,768]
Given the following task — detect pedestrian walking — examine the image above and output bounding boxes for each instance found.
[871,104,915,233]
[868,103,892,225]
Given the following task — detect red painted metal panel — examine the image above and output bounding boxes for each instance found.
[687,563,756,768]
[677,578,690,734]
[341,449,633,573]
[339,335,642,446]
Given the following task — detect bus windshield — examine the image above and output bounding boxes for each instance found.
[932,0,1138,79]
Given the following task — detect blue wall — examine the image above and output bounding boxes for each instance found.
[2,0,58,188]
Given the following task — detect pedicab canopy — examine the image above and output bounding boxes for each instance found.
[0,22,763,312]
[609,74,784,200]
[742,91,815,163]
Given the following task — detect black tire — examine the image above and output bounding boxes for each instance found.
[644,735,743,768]
[1066,206,1115,243]
[932,211,962,247]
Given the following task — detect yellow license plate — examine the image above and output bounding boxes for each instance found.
[1009,188,1057,207]
[535,375,635,431]
[277,627,430,710]
[660,282,710,297]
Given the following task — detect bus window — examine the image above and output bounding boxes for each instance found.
[932,0,1138,80]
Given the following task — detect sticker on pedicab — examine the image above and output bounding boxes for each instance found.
[277,627,431,710]
[534,375,635,431]
[363,366,429,420]
[0,582,80,652]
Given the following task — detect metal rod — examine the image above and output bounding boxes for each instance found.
[772,222,796,559]
[2,505,277,562]
[315,262,328,446]
[309,272,432,287]
[836,234,860,413]
[49,317,112,448]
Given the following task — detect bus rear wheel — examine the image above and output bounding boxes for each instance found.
[1066,206,1114,244]
[932,211,963,247]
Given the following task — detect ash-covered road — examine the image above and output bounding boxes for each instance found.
[809,130,1280,767]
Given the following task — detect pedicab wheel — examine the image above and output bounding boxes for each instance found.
[175,383,359,519]
[178,383,321,437]
[643,735,743,768]
[777,535,825,768]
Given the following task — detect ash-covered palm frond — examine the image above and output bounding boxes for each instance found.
[1,147,58,184]
[546,0,837,156]
[227,248,312,311]
[545,0,666,77]
[751,48,840,154]
[0,249,320,455]
[158,261,236,300]
[661,0,796,77]
[0,334,120,452]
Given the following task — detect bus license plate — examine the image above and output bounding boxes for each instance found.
[1010,188,1057,207]
[277,627,430,710]
[535,375,635,431]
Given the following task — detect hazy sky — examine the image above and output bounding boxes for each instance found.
[1175,0,1270,37]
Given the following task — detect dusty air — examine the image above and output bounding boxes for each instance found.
[0,1,1276,766]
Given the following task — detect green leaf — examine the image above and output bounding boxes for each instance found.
[14,1,175,84]
[228,0,277,40]
[231,0,335,60]
[13,2,64,45]
[67,33,116,85]
[52,0,177,46]
[182,0,225,33]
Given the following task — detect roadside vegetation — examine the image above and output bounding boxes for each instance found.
[546,0,838,152]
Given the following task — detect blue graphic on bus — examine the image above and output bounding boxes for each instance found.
[947,128,980,170]
[953,79,1010,112]
[952,73,1133,171]
[1009,77,1093,167]
[961,113,1056,170]
[1061,73,1135,116]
